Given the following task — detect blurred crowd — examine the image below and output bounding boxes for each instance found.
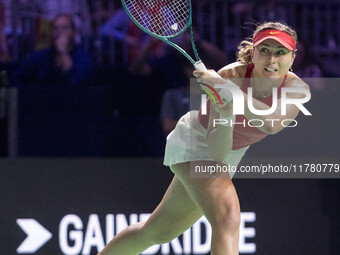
[0,0,339,157]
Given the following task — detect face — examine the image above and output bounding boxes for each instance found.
[251,39,295,78]
[52,16,75,41]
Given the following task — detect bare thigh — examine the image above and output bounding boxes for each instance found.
[171,161,240,228]
[142,176,203,243]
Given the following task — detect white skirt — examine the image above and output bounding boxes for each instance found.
[163,111,249,178]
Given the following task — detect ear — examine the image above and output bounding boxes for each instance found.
[290,52,296,65]
[250,48,254,60]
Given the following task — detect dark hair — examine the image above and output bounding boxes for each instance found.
[53,13,76,30]
[237,22,298,64]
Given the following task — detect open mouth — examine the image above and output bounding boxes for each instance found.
[264,67,278,72]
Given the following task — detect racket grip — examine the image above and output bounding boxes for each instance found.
[194,60,207,71]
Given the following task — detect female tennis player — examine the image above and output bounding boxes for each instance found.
[98,21,309,255]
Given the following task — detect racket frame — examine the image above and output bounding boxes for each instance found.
[121,0,206,70]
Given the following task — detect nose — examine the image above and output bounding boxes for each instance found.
[267,52,277,64]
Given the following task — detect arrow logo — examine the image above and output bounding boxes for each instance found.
[16,219,52,253]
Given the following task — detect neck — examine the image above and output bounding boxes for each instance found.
[250,69,284,98]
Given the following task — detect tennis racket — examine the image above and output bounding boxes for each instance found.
[121,0,207,71]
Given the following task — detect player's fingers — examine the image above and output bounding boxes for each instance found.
[193,68,215,76]
[193,70,202,77]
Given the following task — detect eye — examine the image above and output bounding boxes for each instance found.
[277,50,285,55]
[260,48,268,53]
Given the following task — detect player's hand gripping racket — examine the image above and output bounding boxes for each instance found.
[121,0,207,71]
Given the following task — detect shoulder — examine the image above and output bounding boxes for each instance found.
[20,48,52,65]
[286,71,310,91]
[217,62,248,79]
[284,72,310,99]
[217,62,248,87]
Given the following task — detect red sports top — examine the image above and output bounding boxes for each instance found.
[198,64,287,150]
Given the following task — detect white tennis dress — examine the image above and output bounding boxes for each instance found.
[163,110,248,178]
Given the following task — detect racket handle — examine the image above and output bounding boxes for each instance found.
[194,60,207,71]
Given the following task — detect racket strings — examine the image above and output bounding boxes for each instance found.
[124,0,190,37]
